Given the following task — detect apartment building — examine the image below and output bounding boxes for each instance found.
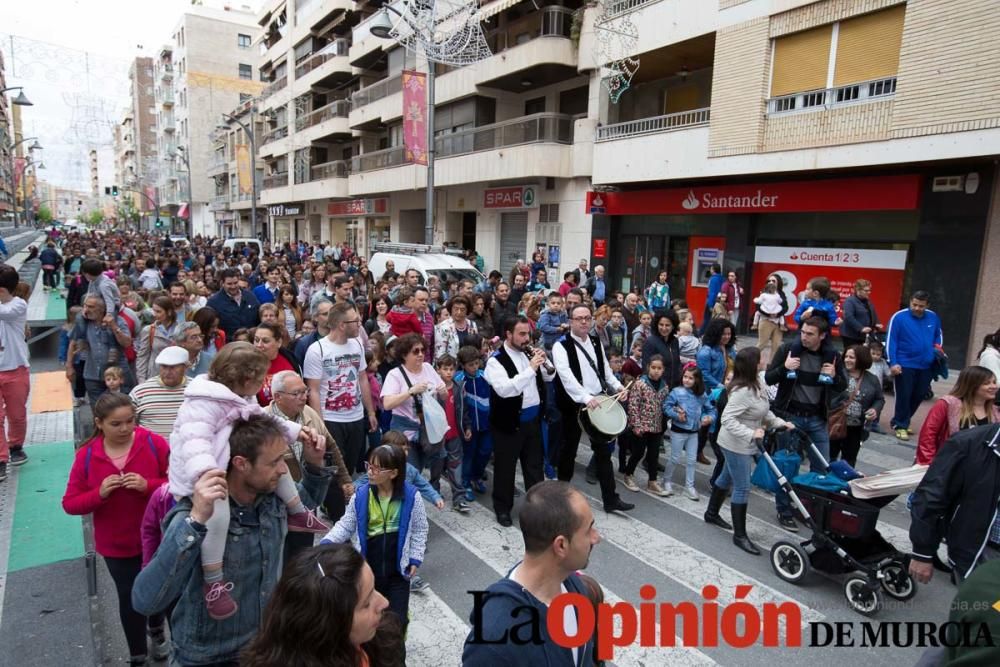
[251,0,999,362]
[156,4,263,237]
[0,50,13,222]
[209,96,266,238]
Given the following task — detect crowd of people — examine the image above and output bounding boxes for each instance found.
[0,226,989,666]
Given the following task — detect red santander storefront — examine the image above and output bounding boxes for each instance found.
[585,173,927,332]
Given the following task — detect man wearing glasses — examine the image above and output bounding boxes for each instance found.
[484,316,555,527]
[304,302,379,477]
[266,370,355,559]
[553,305,634,514]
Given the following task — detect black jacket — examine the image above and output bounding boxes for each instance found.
[841,295,879,341]
[910,424,1000,579]
[764,342,847,417]
[640,334,682,388]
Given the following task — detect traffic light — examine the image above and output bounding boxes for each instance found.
[155,218,164,228]
[104,187,110,195]
[112,185,119,196]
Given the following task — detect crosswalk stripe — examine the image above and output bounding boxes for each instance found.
[407,587,469,667]
[424,498,717,665]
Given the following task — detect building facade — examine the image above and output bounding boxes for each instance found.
[0,50,14,223]
[245,0,999,363]
[156,5,263,237]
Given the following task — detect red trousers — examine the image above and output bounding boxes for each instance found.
[0,366,29,462]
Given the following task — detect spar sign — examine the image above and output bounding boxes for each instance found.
[752,246,908,329]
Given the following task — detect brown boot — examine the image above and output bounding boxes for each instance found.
[696,452,711,465]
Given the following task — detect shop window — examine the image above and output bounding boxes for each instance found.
[833,5,905,86]
[770,25,832,97]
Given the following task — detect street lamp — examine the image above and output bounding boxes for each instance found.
[0,87,33,106]
[219,108,258,239]
[174,146,194,238]
[371,5,435,246]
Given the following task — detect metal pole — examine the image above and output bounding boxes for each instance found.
[184,151,193,238]
[424,64,435,246]
[250,106,258,240]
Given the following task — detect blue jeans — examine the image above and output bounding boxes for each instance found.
[892,366,933,430]
[775,414,830,517]
[665,429,699,489]
[462,431,493,486]
[713,450,753,503]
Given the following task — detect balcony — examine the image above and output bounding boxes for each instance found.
[161,89,175,106]
[767,76,898,115]
[160,64,173,81]
[263,171,289,189]
[261,75,288,100]
[210,194,231,211]
[208,156,229,176]
[261,124,289,145]
[162,116,176,132]
[348,113,576,194]
[309,159,350,181]
[351,74,402,109]
[596,107,711,142]
[295,99,351,142]
[294,39,351,89]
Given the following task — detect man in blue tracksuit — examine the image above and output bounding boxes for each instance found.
[885,290,943,441]
[701,262,723,334]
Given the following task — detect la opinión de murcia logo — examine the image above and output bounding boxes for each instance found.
[467,585,998,660]
[682,190,780,210]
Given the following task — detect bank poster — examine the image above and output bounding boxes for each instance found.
[752,246,908,330]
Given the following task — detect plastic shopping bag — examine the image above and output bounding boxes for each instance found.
[420,392,449,445]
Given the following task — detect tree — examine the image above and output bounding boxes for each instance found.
[37,204,53,224]
[87,209,105,226]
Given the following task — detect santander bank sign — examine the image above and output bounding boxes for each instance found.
[584,175,921,216]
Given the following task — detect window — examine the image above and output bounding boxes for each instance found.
[239,93,252,103]
[833,5,905,87]
[238,33,252,49]
[771,26,832,97]
[239,63,253,80]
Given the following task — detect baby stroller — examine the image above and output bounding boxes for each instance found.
[756,429,917,616]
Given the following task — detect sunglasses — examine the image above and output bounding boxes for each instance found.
[410,348,425,355]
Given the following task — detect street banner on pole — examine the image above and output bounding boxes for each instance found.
[236,144,252,194]
[402,70,428,166]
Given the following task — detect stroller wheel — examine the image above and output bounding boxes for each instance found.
[880,563,917,601]
[844,577,882,616]
[770,541,811,584]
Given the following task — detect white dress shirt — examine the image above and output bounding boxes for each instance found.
[553,332,623,405]
[484,342,553,409]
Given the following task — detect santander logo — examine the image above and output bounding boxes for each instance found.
[593,195,604,207]
[679,189,780,211]
[682,190,700,210]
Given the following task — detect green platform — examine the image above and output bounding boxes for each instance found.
[7,441,84,573]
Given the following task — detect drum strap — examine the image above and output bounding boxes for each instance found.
[572,338,611,395]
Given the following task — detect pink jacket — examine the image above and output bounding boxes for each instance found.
[167,375,301,497]
[140,483,175,568]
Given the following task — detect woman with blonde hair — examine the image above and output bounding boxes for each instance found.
[591,304,612,353]
[916,365,999,465]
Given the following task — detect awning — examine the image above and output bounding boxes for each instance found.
[480,0,523,21]
[178,202,189,220]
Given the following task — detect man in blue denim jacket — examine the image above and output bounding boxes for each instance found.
[133,415,331,667]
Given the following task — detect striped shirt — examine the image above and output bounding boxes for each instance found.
[129,376,188,439]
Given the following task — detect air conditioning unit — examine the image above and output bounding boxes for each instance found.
[931,175,964,192]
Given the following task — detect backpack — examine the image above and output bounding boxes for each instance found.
[83,431,158,476]
[118,310,138,364]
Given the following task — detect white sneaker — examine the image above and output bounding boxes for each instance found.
[663,482,674,496]
[685,486,699,502]
[622,475,639,492]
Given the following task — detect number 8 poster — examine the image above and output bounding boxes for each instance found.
[751,246,908,331]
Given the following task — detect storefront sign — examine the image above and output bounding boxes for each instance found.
[402,70,428,166]
[327,198,389,217]
[752,246,908,330]
[268,202,304,217]
[593,238,607,259]
[484,186,538,209]
[584,175,921,215]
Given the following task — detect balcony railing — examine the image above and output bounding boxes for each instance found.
[767,76,897,115]
[352,146,410,173]
[436,113,574,158]
[351,74,402,109]
[263,172,289,189]
[210,194,230,210]
[309,159,351,181]
[596,107,711,142]
[262,75,288,99]
[604,0,661,18]
[208,156,228,175]
[486,6,573,53]
[161,89,175,105]
[296,99,351,131]
[162,116,176,132]
[261,125,289,144]
[295,39,351,78]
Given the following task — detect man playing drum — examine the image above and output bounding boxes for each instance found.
[484,316,556,527]
[553,305,635,513]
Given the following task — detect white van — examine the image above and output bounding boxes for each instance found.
[369,243,485,286]
[223,237,263,257]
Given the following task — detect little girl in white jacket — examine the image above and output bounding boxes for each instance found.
[168,342,329,621]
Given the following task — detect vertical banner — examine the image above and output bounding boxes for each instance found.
[751,246,908,330]
[144,186,157,212]
[236,144,252,194]
[402,70,428,166]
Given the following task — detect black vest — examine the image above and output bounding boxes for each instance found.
[553,334,607,412]
[488,345,547,433]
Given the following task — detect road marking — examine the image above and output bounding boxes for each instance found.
[0,460,21,632]
[407,586,469,666]
[425,499,717,665]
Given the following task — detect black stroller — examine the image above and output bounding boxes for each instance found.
[756,429,917,615]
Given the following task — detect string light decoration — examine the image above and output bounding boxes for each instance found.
[592,1,641,103]
[384,0,492,66]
